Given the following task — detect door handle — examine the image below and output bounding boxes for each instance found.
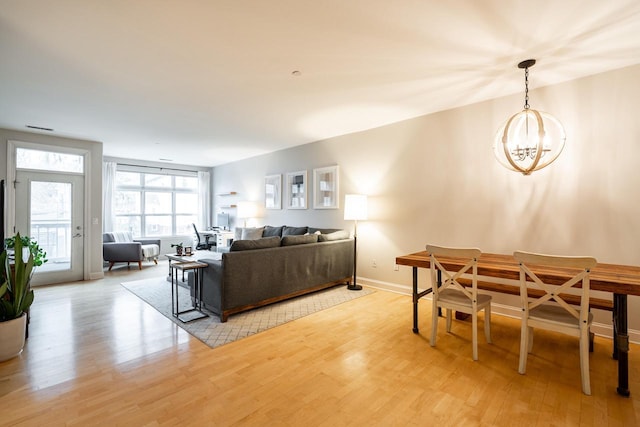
[73,233,82,238]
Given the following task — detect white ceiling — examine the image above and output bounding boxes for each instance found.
[1,1,639,167]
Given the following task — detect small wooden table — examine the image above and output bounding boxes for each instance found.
[170,261,208,323]
[396,250,640,397]
[166,251,221,278]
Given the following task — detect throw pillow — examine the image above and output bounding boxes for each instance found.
[112,231,134,243]
[262,225,283,237]
[241,227,265,240]
[282,225,308,236]
[318,230,350,242]
[230,236,281,251]
[308,227,340,235]
[281,234,318,246]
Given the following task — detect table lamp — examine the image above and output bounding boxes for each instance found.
[344,194,367,291]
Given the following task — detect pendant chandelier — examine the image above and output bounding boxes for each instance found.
[493,59,566,175]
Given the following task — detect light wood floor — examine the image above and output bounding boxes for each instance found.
[1,260,639,426]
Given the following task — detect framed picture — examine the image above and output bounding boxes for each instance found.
[286,170,307,209]
[313,165,339,209]
[265,174,282,210]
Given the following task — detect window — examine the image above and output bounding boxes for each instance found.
[16,147,84,173]
[113,168,198,237]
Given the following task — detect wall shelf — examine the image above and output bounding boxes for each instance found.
[217,192,238,212]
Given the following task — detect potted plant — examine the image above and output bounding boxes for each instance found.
[0,233,43,361]
[171,242,184,256]
[4,234,47,267]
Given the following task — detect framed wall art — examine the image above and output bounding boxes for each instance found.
[313,165,339,209]
[264,174,282,209]
[286,170,307,209]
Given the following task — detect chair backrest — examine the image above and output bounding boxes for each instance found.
[192,223,202,243]
[426,244,481,302]
[513,250,597,322]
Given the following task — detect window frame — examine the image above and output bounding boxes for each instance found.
[114,166,198,238]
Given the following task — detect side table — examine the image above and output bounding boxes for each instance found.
[170,261,208,323]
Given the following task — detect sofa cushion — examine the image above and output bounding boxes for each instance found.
[282,226,308,236]
[230,236,281,251]
[308,227,341,235]
[241,227,265,240]
[281,234,319,246]
[262,225,283,237]
[318,230,350,242]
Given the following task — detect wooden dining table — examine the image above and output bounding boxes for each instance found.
[395,250,640,397]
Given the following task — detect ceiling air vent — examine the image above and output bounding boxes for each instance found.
[26,125,54,131]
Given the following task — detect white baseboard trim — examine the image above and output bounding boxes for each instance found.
[89,272,104,280]
[358,276,640,344]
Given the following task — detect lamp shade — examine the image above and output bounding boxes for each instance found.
[237,201,258,219]
[344,194,368,221]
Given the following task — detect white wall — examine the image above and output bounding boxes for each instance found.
[213,64,640,338]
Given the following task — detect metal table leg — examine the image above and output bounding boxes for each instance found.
[171,263,208,323]
[412,267,419,333]
[412,266,436,333]
[613,293,630,397]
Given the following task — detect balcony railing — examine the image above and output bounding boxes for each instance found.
[30,220,71,262]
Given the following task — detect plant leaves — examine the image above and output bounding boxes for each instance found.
[1,232,36,320]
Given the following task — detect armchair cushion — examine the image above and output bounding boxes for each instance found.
[137,240,161,260]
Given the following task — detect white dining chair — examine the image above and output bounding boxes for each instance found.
[513,250,598,395]
[427,244,492,361]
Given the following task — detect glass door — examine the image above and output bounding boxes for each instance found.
[14,171,84,285]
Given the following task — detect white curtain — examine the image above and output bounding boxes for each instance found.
[102,161,117,232]
[197,171,211,229]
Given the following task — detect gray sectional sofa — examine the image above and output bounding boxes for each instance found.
[188,226,354,322]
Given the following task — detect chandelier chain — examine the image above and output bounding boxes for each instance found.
[524,67,530,110]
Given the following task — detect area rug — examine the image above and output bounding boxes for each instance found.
[121,277,374,349]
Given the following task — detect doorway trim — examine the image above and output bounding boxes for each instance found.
[6,140,92,281]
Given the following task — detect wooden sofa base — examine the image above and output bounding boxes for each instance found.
[218,277,352,322]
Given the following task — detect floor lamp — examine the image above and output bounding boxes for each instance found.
[237,201,258,228]
[344,194,367,291]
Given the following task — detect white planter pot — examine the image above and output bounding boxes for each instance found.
[0,314,27,362]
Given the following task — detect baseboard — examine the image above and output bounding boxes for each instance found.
[89,271,104,280]
[358,276,640,344]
